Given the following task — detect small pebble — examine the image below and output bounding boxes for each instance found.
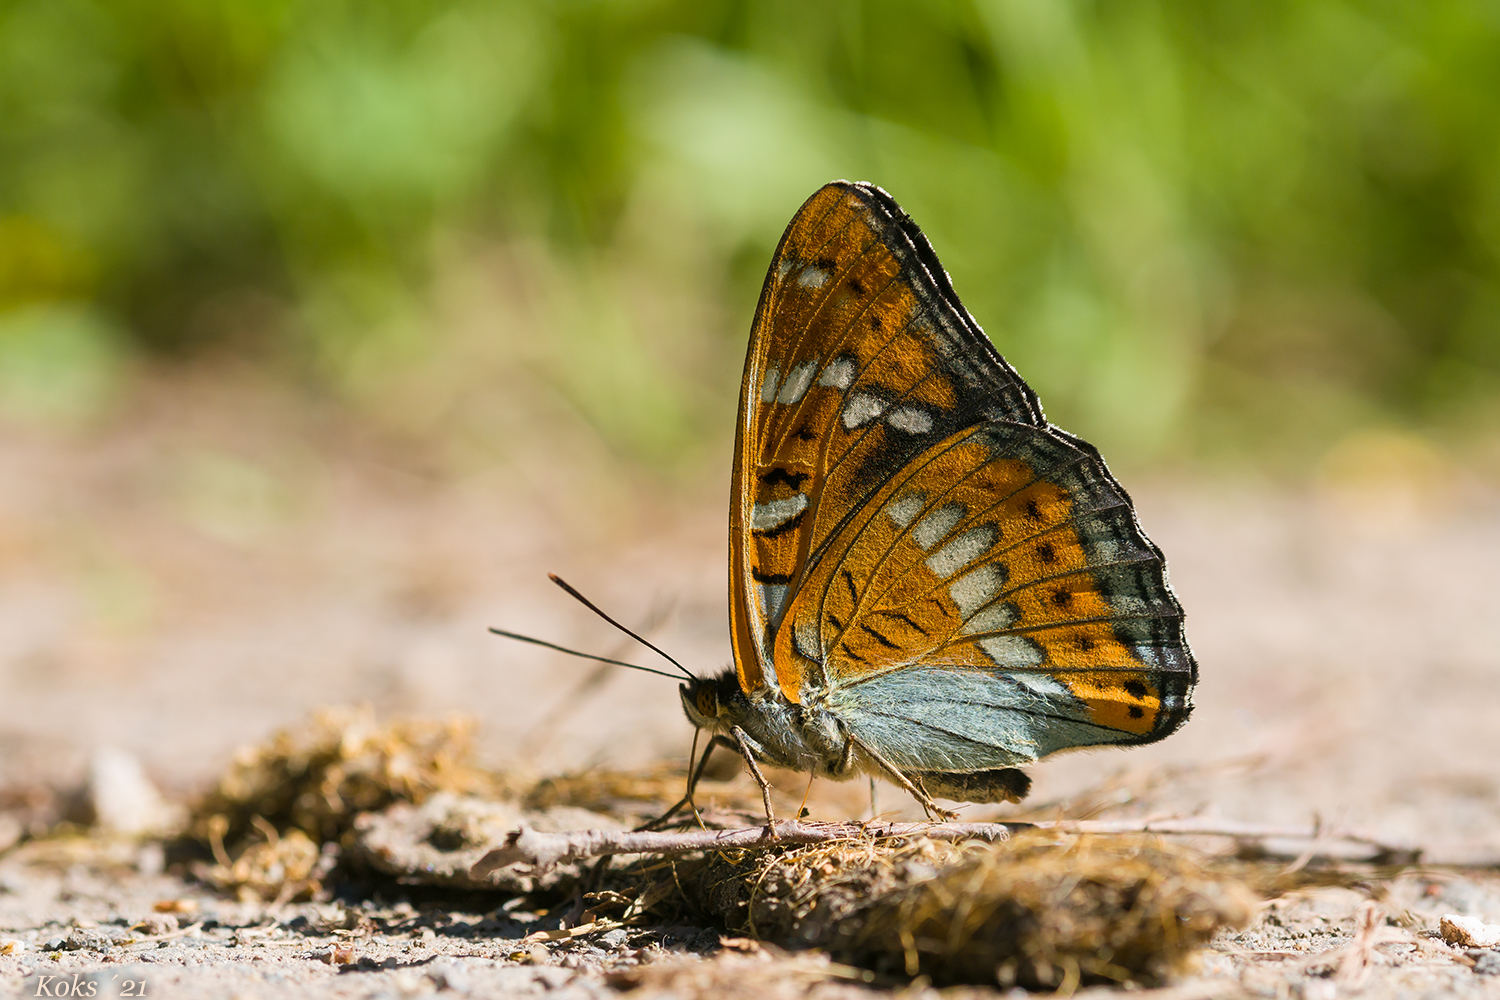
[136,914,179,936]
[1442,914,1500,949]
[1294,980,1337,1000]
[154,899,199,914]
[598,929,629,949]
[1472,951,1500,976]
[427,958,470,992]
[0,939,24,955]
[136,843,166,877]
[531,966,572,989]
[89,747,176,835]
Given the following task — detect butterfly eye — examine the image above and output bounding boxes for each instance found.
[697,687,717,717]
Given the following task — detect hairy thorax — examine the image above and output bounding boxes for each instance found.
[680,668,861,780]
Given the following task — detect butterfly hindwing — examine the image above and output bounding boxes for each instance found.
[782,420,1193,754]
[730,181,1195,768]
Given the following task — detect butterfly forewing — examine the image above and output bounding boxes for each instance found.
[732,183,1037,697]
[731,181,1195,760]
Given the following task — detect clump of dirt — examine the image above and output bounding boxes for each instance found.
[181,706,511,900]
[657,830,1257,989]
[188,705,505,847]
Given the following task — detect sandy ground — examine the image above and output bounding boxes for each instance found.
[1,363,1499,997]
[0,855,1498,999]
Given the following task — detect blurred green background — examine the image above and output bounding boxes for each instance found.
[4,0,1499,471]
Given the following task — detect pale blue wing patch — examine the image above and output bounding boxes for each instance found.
[826,666,1137,772]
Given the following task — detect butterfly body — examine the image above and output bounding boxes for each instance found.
[681,671,850,778]
[681,667,1034,808]
[682,181,1196,818]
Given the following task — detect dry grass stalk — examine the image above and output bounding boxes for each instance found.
[194,818,327,903]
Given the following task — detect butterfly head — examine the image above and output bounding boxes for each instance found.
[678,669,742,731]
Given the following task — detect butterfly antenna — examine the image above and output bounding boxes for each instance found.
[547,573,698,681]
[488,628,686,681]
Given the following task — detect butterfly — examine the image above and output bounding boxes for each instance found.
[674,181,1197,822]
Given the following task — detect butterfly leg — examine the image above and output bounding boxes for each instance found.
[843,731,958,821]
[636,734,739,832]
[729,725,780,835]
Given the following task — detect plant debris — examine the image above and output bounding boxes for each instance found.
[171,709,1259,984]
[181,706,506,899]
[652,830,1258,990]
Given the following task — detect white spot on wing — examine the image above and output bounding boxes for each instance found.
[886,406,933,434]
[794,620,822,661]
[949,565,1002,616]
[776,259,794,282]
[760,368,781,404]
[818,357,856,389]
[842,393,885,428]
[798,267,829,289]
[1090,539,1126,562]
[885,492,926,529]
[964,601,1017,634]
[980,635,1045,668]
[912,503,965,550]
[1007,672,1073,699]
[776,359,818,404]
[751,493,808,532]
[926,525,996,578]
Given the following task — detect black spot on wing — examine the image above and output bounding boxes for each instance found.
[751,569,793,585]
[755,508,807,539]
[762,468,809,490]
[880,610,931,637]
[859,623,900,649]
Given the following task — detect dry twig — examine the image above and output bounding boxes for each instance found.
[469,820,1013,877]
[469,814,1417,879]
[1036,818,1418,862]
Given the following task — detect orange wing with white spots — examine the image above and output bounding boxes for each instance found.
[729,182,1195,753]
